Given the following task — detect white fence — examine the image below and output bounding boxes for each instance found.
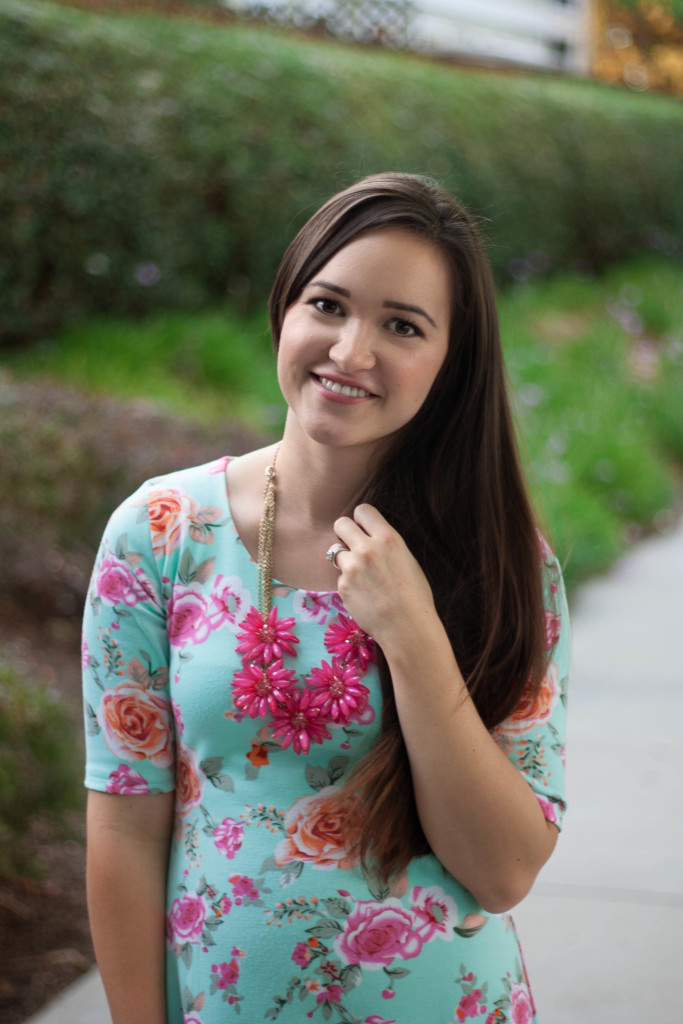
[410,0,593,74]
[229,0,593,75]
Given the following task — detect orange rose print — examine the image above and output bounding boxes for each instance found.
[146,487,199,557]
[503,661,559,734]
[274,786,361,871]
[175,741,203,815]
[98,682,173,768]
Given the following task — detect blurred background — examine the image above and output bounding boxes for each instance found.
[0,0,682,1020]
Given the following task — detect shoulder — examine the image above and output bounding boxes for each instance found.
[102,456,233,551]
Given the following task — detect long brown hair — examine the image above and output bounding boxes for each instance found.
[269,173,548,880]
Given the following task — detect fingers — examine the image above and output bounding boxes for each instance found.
[328,505,398,576]
[351,503,388,533]
[334,504,388,543]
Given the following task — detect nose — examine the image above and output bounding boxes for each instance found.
[328,319,377,374]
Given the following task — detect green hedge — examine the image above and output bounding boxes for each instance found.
[2,0,683,342]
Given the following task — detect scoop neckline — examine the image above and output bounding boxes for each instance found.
[220,455,339,599]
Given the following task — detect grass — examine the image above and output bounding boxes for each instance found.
[11,306,285,430]
[4,253,683,589]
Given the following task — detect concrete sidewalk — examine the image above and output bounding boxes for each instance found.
[27,523,683,1024]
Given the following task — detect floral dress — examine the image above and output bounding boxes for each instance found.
[82,456,570,1024]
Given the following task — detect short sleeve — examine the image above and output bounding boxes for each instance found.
[493,553,570,830]
[82,481,175,796]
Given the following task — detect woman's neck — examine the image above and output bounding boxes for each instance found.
[275,419,376,528]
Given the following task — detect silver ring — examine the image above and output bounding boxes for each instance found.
[325,543,348,569]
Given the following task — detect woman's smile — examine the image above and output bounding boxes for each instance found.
[312,373,377,401]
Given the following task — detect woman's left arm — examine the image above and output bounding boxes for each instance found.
[333,504,565,914]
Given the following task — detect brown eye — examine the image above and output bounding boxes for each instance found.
[388,317,420,338]
[312,298,343,316]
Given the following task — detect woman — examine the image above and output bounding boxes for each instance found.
[83,172,569,1024]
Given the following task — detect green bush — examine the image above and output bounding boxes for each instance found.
[2,0,683,342]
[0,658,83,877]
[499,254,683,585]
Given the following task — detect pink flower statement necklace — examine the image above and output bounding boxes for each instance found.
[230,448,375,755]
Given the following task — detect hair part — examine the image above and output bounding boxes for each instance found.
[269,172,549,882]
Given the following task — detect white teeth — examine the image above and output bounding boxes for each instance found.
[318,376,371,398]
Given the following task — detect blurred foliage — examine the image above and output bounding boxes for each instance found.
[8,307,285,429]
[0,659,82,878]
[500,256,683,582]
[2,0,683,344]
[609,0,683,24]
[2,254,681,600]
[595,0,683,95]
[0,370,265,618]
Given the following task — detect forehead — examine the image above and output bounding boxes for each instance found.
[310,227,452,304]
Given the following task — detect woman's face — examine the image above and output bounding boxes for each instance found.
[277,226,452,456]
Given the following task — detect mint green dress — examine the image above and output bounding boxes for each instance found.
[82,456,569,1024]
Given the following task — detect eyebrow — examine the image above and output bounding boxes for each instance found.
[308,280,438,329]
[382,300,437,329]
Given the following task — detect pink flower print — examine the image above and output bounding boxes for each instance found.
[229,874,259,905]
[167,585,213,649]
[307,657,370,724]
[219,896,233,915]
[366,1017,397,1024]
[455,989,487,1020]
[105,764,149,795]
[509,983,534,1024]
[536,530,554,564]
[382,989,396,999]
[291,941,313,967]
[544,609,561,651]
[209,575,250,633]
[324,613,375,672]
[183,1016,204,1024]
[171,699,184,737]
[535,794,559,825]
[236,606,299,664]
[335,898,423,969]
[293,590,337,624]
[209,455,231,475]
[211,958,241,988]
[81,638,90,670]
[349,701,376,726]
[95,553,155,608]
[231,659,297,718]
[167,893,207,944]
[317,983,344,1004]
[270,688,332,755]
[409,885,458,943]
[213,818,244,859]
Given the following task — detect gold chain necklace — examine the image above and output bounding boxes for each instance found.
[256,446,279,618]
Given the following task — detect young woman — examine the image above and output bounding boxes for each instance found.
[83,172,569,1024]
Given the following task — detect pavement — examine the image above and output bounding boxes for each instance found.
[27,522,683,1024]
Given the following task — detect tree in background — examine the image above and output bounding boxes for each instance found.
[594,0,683,94]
